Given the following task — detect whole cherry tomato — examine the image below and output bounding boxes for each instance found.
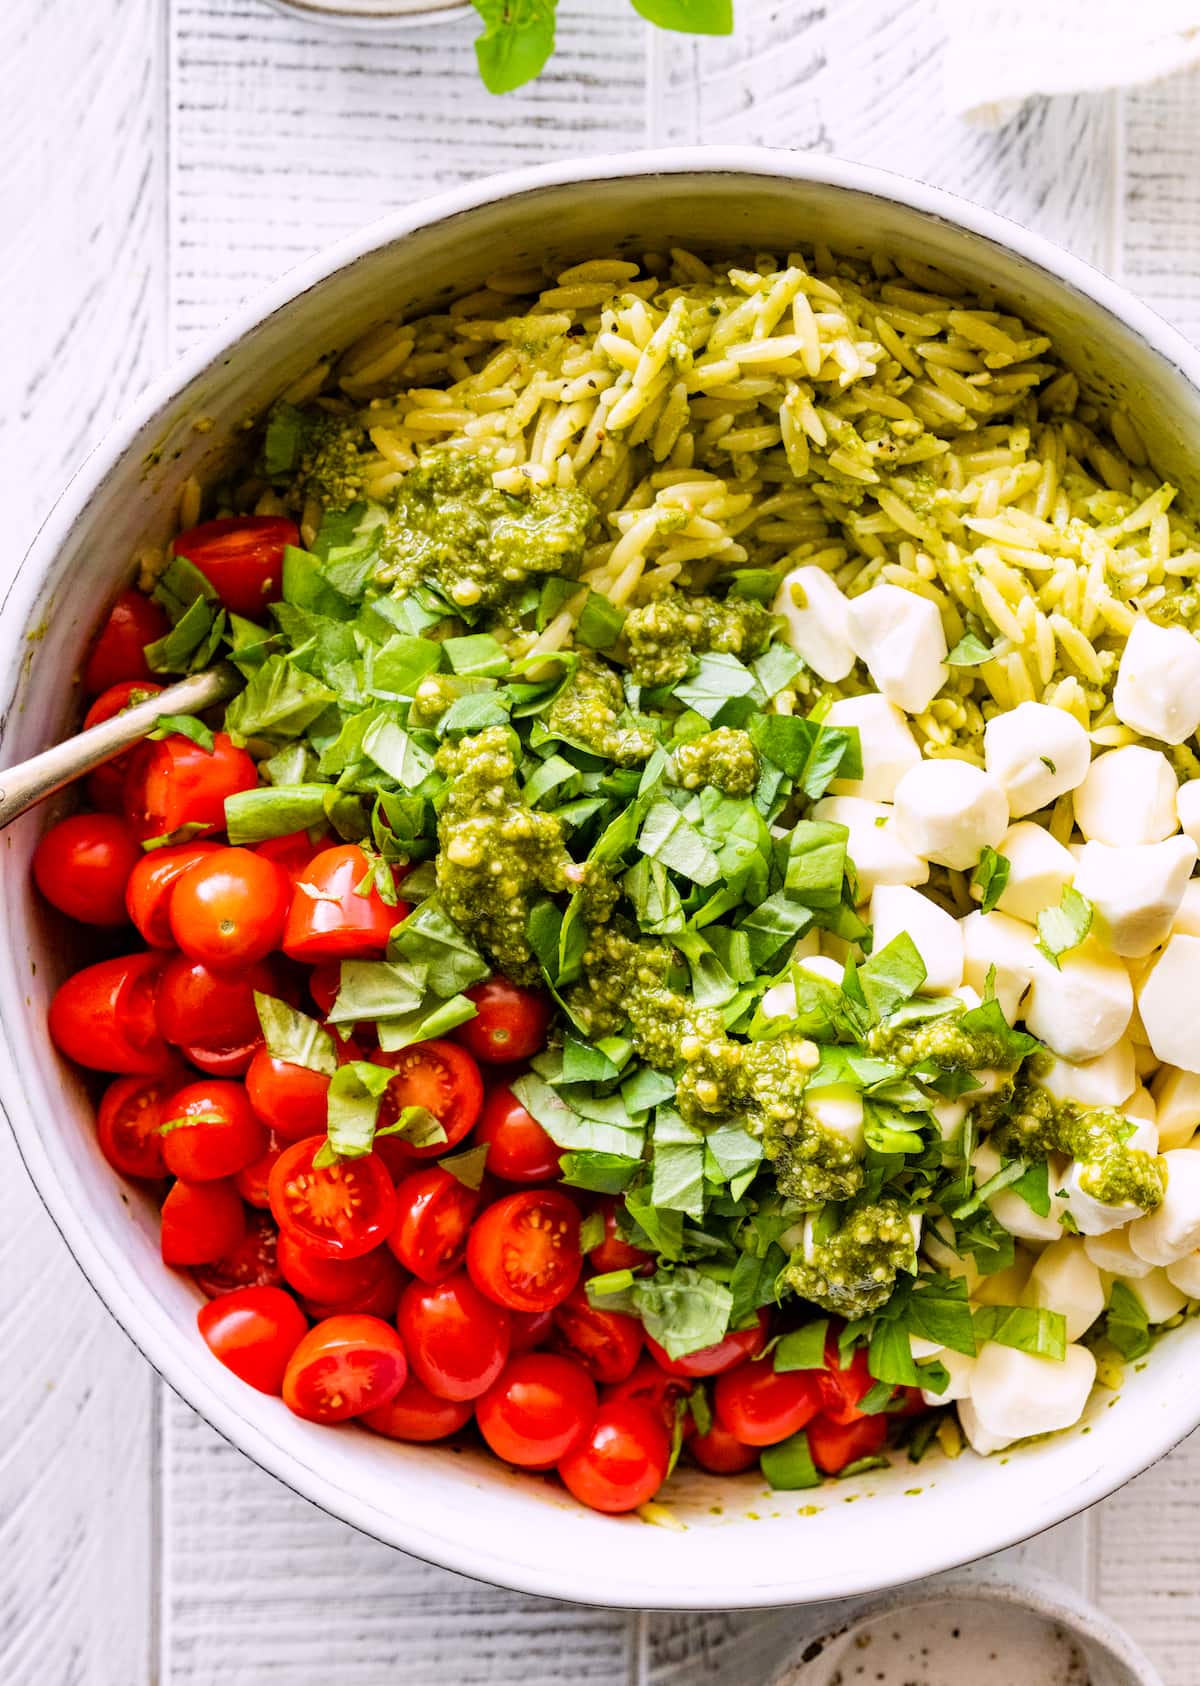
[169,847,291,968]
[588,1197,653,1276]
[604,1358,691,1438]
[95,1070,182,1180]
[160,1178,246,1266]
[387,1166,482,1283]
[255,829,328,883]
[126,843,223,945]
[156,954,277,1050]
[557,1401,671,1514]
[361,1376,473,1443]
[282,845,407,963]
[192,1212,282,1298]
[806,1411,889,1475]
[245,1046,331,1141]
[397,1272,510,1402]
[83,680,165,811]
[476,1353,597,1468]
[83,589,169,695]
[123,731,257,843]
[552,1286,643,1385]
[467,1190,582,1315]
[277,1232,401,1310]
[160,1079,268,1182]
[49,951,173,1075]
[198,1285,307,1395]
[645,1307,769,1379]
[373,1040,483,1163]
[475,1085,561,1184]
[33,813,141,925]
[509,1307,555,1352]
[686,1418,759,1475]
[713,1361,823,1447]
[172,516,299,618]
[455,976,553,1065]
[268,1136,396,1260]
[282,1313,408,1424]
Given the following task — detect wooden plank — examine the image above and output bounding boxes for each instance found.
[1123,66,1200,338]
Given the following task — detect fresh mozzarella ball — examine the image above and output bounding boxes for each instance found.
[1035,1041,1137,1110]
[990,822,1076,925]
[810,796,929,896]
[870,885,964,995]
[971,1141,1062,1243]
[1023,939,1134,1062]
[920,1347,976,1407]
[804,1084,866,1155]
[1112,617,1200,745]
[1170,879,1200,937]
[922,1224,982,1296]
[972,1247,1034,1307]
[960,908,1040,1023]
[1151,1066,1200,1150]
[760,951,844,1019]
[1177,780,1200,850]
[1137,935,1200,1073]
[966,1342,1096,1448]
[1072,836,1197,958]
[826,694,922,801]
[1166,1252,1200,1298]
[893,759,1008,872]
[1058,1118,1158,1235]
[1123,1267,1187,1324]
[1074,746,1179,847]
[931,1098,967,1143]
[983,702,1092,818]
[1129,1149,1200,1265]
[1083,1228,1155,1280]
[845,584,948,714]
[1125,1084,1157,1126]
[773,565,855,682]
[1026,1237,1105,1341]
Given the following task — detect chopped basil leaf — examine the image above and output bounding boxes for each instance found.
[1104,1280,1152,1360]
[323,1060,394,1159]
[774,1321,829,1373]
[439,1142,490,1189]
[972,1303,1067,1361]
[946,631,1000,666]
[973,844,1010,915]
[1036,886,1094,968]
[760,1429,822,1490]
[149,714,215,753]
[254,993,338,1075]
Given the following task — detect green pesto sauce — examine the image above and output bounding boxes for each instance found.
[992,1083,1165,1210]
[545,656,655,764]
[434,726,576,985]
[782,1199,917,1319]
[623,588,774,685]
[869,1016,1015,1074]
[295,415,368,511]
[672,727,759,797]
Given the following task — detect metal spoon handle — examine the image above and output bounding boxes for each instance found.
[0,665,241,830]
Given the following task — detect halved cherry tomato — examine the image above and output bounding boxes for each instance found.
[268,1135,396,1260]
[182,1037,263,1078]
[161,1177,246,1266]
[806,1411,889,1475]
[361,1376,473,1443]
[552,1286,643,1385]
[282,1313,408,1423]
[509,1307,555,1352]
[557,1401,671,1514]
[245,1046,331,1141]
[277,1231,400,1308]
[95,1071,180,1179]
[83,680,165,811]
[467,1189,582,1315]
[455,977,553,1065]
[33,813,141,925]
[123,731,258,843]
[817,1338,874,1426]
[397,1271,510,1402]
[373,1040,483,1162]
[127,843,223,945]
[83,589,169,695]
[173,516,299,618]
[387,1166,482,1283]
[49,951,173,1075]
[713,1360,823,1447]
[588,1197,653,1276]
[235,1136,284,1207]
[169,847,291,968]
[198,1285,307,1395]
[156,954,277,1050]
[282,845,406,963]
[686,1418,759,1475]
[160,1079,268,1181]
[477,1353,597,1468]
[645,1307,769,1379]
[604,1357,692,1437]
[192,1212,282,1298]
[255,829,327,883]
[475,1085,560,1184]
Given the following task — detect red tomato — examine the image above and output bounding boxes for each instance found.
[268,1136,396,1260]
[475,1085,560,1184]
[509,1307,555,1352]
[282,1313,408,1424]
[83,589,169,695]
[467,1190,582,1315]
[277,1231,400,1307]
[169,847,291,968]
[454,976,553,1065]
[604,1358,691,1437]
[588,1198,653,1275]
[95,1071,179,1179]
[713,1361,823,1447]
[806,1411,889,1475]
[308,962,341,1019]
[397,1272,510,1402]
[83,680,165,811]
[361,1376,473,1443]
[123,731,258,843]
[160,1080,268,1181]
[557,1401,671,1514]
[160,1177,246,1266]
[282,845,406,963]
[33,813,140,926]
[192,1212,282,1298]
[245,1046,331,1141]
[387,1166,482,1283]
[126,843,223,946]
[182,1037,263,1078]
[49,951,173,1075]
[646,1308,769,1379]
[552,1286,643,1385]
[476,1353,597,1468]
[300,1261,404,1324]
[173,516,299,618]
[687,1419,759,1475]
[255,829,327,883]
[235,1136,284,1207]
[373,1040,483,1162]
[198,1285,307,1395]
[156,954,277,1049]
[817,1339,874,1425]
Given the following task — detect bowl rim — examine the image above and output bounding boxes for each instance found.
[7,144,1200,1608]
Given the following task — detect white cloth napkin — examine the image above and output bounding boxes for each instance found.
[941,0,1200,126]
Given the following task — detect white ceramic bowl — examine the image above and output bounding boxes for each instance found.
[4,148,1200,1611]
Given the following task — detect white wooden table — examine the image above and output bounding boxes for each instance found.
[6,3,1200,1680]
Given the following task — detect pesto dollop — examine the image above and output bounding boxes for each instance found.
[992,1083,1165,1211]
[782,1199,918,1319]
[672,727,759,797]
[545,656,655,763]
[624,588,774,685]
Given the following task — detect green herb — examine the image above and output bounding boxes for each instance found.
[858,933,927,1023]
[946,631,1000,666]
[973,845,1010,914]
[972,1303,1067,1361]
[1104,1280,1152,1360]
[774,1321,829,1373]
[1036,886,1094,968]
[322,1060,395,1160]
[254,993,338,1075]
[439,1143,490,1190]
[149,714,215,753]
[760,1430,822,1490]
